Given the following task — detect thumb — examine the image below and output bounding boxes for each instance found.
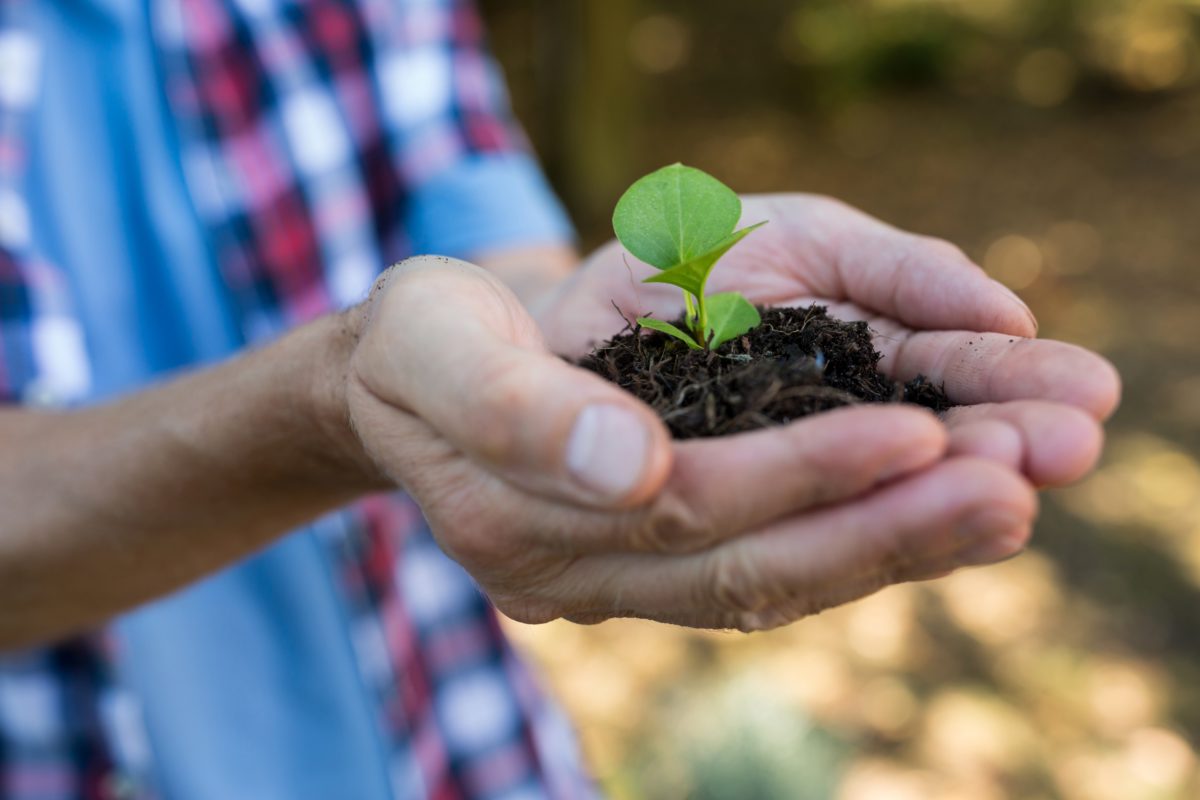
[356,256,673,508]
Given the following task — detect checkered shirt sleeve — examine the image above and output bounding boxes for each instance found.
[0,0,595,798]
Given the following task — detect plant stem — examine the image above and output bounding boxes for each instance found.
[683,291,697,326]
[694,292,710,348]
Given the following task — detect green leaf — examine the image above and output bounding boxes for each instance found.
[642,222,767,298]
[637,317,702,349]
[705,292,761,349]
[613,164,743,270]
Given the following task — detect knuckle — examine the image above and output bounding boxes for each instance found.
[708,547,770,614]
[376,260,450,312]
[374,258,508,336]
[637,495,718,552]
[388,255,477,286]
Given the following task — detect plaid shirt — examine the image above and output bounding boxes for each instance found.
[0,1,590,798]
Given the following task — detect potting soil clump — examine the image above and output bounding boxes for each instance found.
[578,304,951,440]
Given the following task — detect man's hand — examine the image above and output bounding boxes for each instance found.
[347,257,1038,632]
[0,195,1117,646]
[538,194,1121,489]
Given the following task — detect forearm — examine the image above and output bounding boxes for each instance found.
[0,308,384,648]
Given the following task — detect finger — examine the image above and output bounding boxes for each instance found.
[378,387,945,564]
[474,404,947,557]
[881,330,1122,420]
[563,458,1036,629]
[737,195,1039,337]
[640,404,947,551]
[944,419,1022,470]
[358,257,672,508]
[743,301,1121,421]
[945,401,1105,487]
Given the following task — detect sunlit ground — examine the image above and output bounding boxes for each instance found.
[489,1,1200,797]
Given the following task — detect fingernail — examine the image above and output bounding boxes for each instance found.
[955,531,1028,566]
[954,513,1030,566]
[566,404,649,502]
[957,509,1023,541]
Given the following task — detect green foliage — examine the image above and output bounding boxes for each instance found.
[613,163,765,349]
[612,164,743,269]
[705,292,761,350]
[642,222,766,300]
[637,317,703,349]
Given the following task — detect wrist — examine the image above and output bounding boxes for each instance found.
[303,306,392,493]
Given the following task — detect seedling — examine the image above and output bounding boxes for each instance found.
[613,163,766,350]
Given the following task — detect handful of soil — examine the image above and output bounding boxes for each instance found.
[577,304,951,440]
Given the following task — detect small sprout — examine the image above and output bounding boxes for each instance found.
[613,163,766,350]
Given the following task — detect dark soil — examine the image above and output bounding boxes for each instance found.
[577,305,951,439]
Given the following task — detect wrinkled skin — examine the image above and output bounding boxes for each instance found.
[346,195,1119,632]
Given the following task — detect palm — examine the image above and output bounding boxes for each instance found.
[540,194,1120,488]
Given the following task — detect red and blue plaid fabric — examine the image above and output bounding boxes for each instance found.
[0,1,591,798]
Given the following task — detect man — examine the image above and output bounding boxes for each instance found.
[0,0,1119,798]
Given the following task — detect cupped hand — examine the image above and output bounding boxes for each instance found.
[346,256,1037,632]
[537,194,1121,488]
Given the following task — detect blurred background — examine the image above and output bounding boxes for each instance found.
[479,1,1200,798]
